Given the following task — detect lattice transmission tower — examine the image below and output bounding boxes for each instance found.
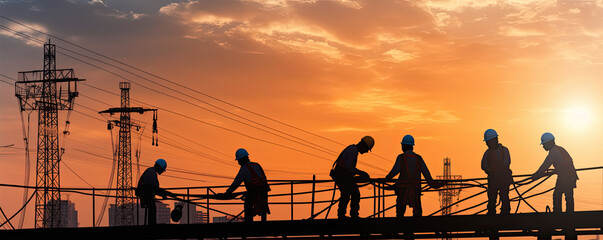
[437,157,462,240]
[15,41,84,228]
[99,82,157,226]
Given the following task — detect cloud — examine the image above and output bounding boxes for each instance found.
[322,126,375,132]
[383,49,416,63]
[383,110,460,124]
[0,22,48,46]
[306,88,459,125]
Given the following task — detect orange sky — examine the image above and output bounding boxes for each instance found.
[1,0,603,229]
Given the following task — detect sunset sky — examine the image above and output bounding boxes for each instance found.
[1,0,603,229]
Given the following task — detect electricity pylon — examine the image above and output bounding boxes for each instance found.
[15,40,84,228]
[99,82,157,226]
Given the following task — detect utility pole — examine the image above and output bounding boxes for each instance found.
[15,40,84,228]
[99,82,157,226]
[437,157,462,240]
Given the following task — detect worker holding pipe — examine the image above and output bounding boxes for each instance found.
[531,132,579,213]
[385,135,444,218]
[330,136,374,219]
[481,129,513,215]
[224,148,271,222]
[136,158,169,225]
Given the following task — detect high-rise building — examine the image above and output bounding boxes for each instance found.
[196,211,209,224]
[213,215,242,223]
[109,201,170,226]
[173,202,208,224]
[44,199,78,228]
[61,200,78,228]
[62,200,78,228]
[156,201,170,224]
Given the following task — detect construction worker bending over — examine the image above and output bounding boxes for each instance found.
[385,135,443,218]
[330,136,374,219]
[136,158,169,225]
[531,133,578,213]
[224,148,271,222]
[481,129,513,215]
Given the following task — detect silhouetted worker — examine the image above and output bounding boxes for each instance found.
[385,135,443,217]
[531,132,578,213]
[481,129,513,215]
[224,148,271,222]
[330,136,374,219]
[136,158,168,225]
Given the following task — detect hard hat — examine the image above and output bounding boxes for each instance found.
[361,136,375,150]
[401,135,415,146]
[235,148,249,160]
[540,132,555,145]
[483,129,498,141]
[155,158,167,171]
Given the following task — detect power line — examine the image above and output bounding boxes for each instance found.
[3,76,317,178]
[72,148,229,180]
[1,29,339,169]
[0,18,393,166]
[73,93,238,167]
[0,23,338,158]
[61,160,94,188]
[0,14,345,148]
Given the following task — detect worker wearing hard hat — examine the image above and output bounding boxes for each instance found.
[136,158,169,225]
[330,136,374,219]
[481,129,513,215]
[531,133,579,213]
[224,148,271,222]
[385,135,444,217]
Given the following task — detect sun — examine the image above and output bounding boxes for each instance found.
[563,106,593,130]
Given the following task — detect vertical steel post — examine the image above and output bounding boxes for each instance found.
[377,183,381,217]
[311,175,316,217]
[290,181,294,220]
[92,188,95,227]
[381,184,385,218]
[373,182,376,216]
[187,188,190,224]
[206,188,210,223]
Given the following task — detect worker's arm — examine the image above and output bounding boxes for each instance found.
[385,155,401,179]
[532,152,555,180]
[156,188,173,198]
[225,167,245,194]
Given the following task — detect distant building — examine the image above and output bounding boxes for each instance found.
[213,216,227,223]
[213,215,242,223]
[174,202,207,224]
[61,200,78,228]
[44,199,78,228]
[197,211,209,224]
[109,201,171,226]
[156,201,170,224]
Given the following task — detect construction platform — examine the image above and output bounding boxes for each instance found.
[1,211,601,239]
